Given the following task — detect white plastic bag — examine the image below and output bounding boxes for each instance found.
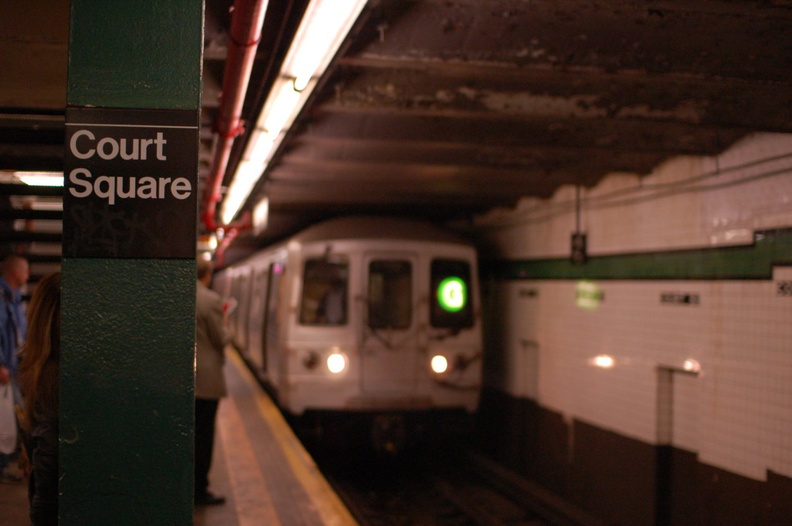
[0,384,17,455]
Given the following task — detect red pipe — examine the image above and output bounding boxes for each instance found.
[202,0,268,232]
[213,227,241,267]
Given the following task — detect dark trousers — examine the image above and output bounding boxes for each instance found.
[195,397,219,498]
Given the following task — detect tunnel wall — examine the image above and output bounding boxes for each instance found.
[474,133,792,525]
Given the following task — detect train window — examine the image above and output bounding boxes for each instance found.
[300,259,349,325]
[430,259,473,328]
[368,260,412,330]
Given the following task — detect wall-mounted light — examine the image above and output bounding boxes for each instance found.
[589,354,615,369]
[220,0,368,225]
[683,359,701,373]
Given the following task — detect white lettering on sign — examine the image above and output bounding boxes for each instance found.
[70,129,168,161]
[69,168,192,205]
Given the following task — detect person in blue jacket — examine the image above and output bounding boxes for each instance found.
[0,254,29,483]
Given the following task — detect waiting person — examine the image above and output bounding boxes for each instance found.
[0,254,29,483]
[194,258,229,506]
[17,271,60,526]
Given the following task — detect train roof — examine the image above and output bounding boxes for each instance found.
[290,216,473,246]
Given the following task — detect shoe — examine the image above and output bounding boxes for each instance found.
[195,492,226,506]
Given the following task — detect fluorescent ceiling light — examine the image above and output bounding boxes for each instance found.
[222,160,262,225]
[252,196,269,235]
[221,0,368,225]
[1,171,64,187]
[29,200,64,212]
[284,0,365,87]
[261,79,303,139]
[20,174,64,187]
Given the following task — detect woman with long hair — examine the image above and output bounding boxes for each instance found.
[17,271,60,526]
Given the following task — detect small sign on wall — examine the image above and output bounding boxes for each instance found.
[660,292,700,305]
[576,280,603,310]
[63,107,199,259]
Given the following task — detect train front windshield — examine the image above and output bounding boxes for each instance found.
[300,259,349,325]
[430,259,473,329]
[368,260,412,330]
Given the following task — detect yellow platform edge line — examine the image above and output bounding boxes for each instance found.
[228,349,359,526]
[218,393,282,526]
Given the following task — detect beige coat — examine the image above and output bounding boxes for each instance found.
[195,280,229,399]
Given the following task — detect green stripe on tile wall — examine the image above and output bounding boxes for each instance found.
[484,229,792,281]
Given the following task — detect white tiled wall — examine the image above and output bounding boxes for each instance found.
[475,133,792,481]
[478,133,792,257]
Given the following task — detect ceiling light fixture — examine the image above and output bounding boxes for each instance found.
[220,0,368,226]
[252,196,269,235]
[3,171,64,187]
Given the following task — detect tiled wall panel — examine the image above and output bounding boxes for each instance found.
[476,132,792,482]
[479,133,792,258]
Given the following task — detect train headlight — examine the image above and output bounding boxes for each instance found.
[327,352,348,374]
[430,354,448,374]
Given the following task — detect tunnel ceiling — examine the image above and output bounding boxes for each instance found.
[1,0,792,264]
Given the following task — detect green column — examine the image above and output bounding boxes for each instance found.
[62,2,203,525]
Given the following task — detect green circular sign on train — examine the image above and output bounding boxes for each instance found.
[437,277,467,312]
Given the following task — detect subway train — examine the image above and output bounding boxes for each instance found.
[213,216,483,451]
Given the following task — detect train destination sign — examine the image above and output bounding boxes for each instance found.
[64,107,199,259]
[437,276,467,312]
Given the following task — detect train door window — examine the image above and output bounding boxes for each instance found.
[239,271,253,349]
[430,259,473,328]
[368,260,412,330]
[249,268,268,372]
[300,258,349,325]
[229,274,243,338]
[264,262,284,381]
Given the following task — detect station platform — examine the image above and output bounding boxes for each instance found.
[195,349,357,526]
[0,348,358,526]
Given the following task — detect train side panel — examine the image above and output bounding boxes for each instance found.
[216,246,290,396]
